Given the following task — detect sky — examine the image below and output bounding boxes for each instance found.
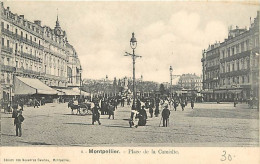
[4,1,259,83]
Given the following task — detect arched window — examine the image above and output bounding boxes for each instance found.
[67,66,72,83]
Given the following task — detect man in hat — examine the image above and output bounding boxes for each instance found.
[14,110,24,137]
[92,104,101,125]
[161,104,170,127]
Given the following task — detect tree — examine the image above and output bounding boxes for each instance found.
[159,84,166,95]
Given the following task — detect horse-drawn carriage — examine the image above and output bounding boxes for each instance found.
[68,101,94,115]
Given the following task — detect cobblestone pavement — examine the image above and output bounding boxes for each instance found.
[1,102,259,146]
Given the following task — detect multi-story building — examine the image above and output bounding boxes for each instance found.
[178,73,203,91]
[201,11,259,102]
[201,42,221,101]
[0,2,81,102]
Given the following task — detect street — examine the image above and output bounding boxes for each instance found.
[1,103,259,147]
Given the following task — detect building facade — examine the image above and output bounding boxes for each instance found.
[201,42,221,101]
[201,11,259,102]
[0,3,81,102]
[178,73,203,91]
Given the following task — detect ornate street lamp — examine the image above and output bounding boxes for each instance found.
[78,66,82,101]
[125,32,142,109]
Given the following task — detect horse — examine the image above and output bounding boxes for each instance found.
[69,103,81,114]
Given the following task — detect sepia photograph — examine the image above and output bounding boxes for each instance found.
[0,0,259,160]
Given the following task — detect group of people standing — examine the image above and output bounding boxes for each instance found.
[11,104,24,137]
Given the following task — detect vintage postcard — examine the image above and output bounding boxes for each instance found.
[0,0,259,163]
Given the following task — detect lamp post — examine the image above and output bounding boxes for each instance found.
[124,32,142,109]
[169,66,173,109]
[78,66,82,102]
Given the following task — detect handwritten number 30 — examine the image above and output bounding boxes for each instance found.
[221,151,232,161]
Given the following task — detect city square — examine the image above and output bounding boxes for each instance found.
[0,0,259,151]
[1,102,258,146]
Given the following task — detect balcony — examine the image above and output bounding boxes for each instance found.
[43,47,67,60]
[206,65,219,72]
[220,69,250,78]
[19,37,44,50]
[1,46,13,54]
[23,69,41,76]
[1,28,13,37]
[45,74,67,81]
[21,52,42,62]
[220,50,251,63]
[1,65,15,72]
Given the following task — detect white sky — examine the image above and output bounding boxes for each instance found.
[4,1,259,83]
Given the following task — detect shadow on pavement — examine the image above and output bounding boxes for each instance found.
[18,141,52,145]
[2,133,17,137]
[64,122,92,126]
[103,125,130,129]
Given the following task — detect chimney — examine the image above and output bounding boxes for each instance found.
[20,15,24,19]
[34,20,41,26]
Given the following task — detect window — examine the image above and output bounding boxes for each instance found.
[16,61,18,67]
[15,28,17,35]
[237,60,240,70]
[241,42,244,52]
[1,38,4,46]
[232,47,235,55]
[1,22,4,30]
[236,45,239,54]
[7,40,9,48]
[227,48,230,57]
[7,24,9,31]
[15,43,18,52]
[232,63,235,71]
[222,50,225,59]
[242,76,245,83]
[34,37,36,42]
[26,34,28,40]
[30,36,32,42]
[21,31,23,37]
[246,40,249,50]
[39,40,41,46]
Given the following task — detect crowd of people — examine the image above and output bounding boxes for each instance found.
[66,95,196,128]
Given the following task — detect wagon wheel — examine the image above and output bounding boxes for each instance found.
[80,107,87,115]
[86,109,92,115]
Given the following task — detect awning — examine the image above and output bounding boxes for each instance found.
[14,76,58,95]
[58,89,80,96]
[72,88,90,96]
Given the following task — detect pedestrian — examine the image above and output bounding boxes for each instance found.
[138,106,147,126]
[234,98,238,107]
[149,105,153,118]
[92,104,101,125]
[19,98,24,111]
[101,99,105,115]
[191,100,194,109]
[14,110,24,137]
[127,98,131,106]
[12,104,19,119]
[129,106,138,128]
[33,98,39,108]
[108,103,115,119]
[181,101,185,111]
[174,100,178,111]
[161,104,170,127]
[121,98,125,107]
